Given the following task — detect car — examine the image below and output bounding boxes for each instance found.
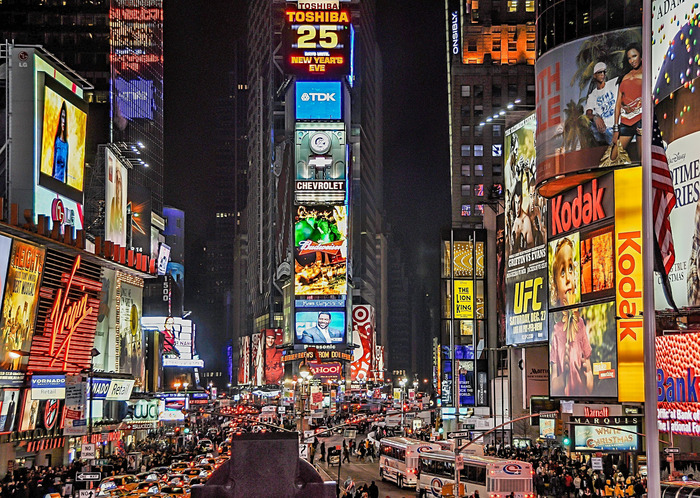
[134,482,163,495]
[159,487,190,498]
[98,476,140,495]
[169,462,190,473]
[197,438,214,452]
[136,473,161,483]
[187,478,208,486]
[166,474,188,486]
[181,469,201,480]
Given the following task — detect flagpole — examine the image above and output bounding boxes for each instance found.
[642,0,661,493]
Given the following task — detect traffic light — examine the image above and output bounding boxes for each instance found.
[555,419,564,436]
[437,419,444,434]
[562,429,571,446]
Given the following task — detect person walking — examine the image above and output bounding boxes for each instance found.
[320,441,326,463]
[342,442,350,464]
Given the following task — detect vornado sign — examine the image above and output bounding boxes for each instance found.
[548,174,614,238]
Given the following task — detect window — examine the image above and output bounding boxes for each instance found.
[474,85,483,99]
[526,0,535,10]
[527,26,536,51]
[462,164,471,176]
[475,164,484,176]
[475,123,483,137]
[461,145,471,157]
[474,145,484,157]
[476,204,485,215]
[474,105,484,120]
[492,31,501,52]
[493,124,502,138]
[461,184,472,196]
[475,184,485,196]
[462,204,472,217]
[462,125,471,137]
[468,38,477,52]
[508,27,518,51]
[493,164,503,175]
[492,85,502,100]
[508,83,518,100]
[508,0,518,11]
[461,85,471,97]
[526,84,536,105]
[461,105,470,117]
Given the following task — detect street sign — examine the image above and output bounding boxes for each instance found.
[447,431,470,439]
[79,490,96,498]
[81,443,96,459]
[76,472,101,482]
[455,454,464,470]
[299,443,309,459]
[591,457,603,471]
[664,447,680,454]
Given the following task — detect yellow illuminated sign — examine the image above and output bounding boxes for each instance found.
[615,167,644,402]
[454,280,474,319]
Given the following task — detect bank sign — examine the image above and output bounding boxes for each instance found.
[296,81,342,120]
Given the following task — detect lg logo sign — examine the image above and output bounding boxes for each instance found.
[301,92,337,102]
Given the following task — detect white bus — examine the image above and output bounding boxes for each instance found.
[378,437,441,489]
[416,451,535,498]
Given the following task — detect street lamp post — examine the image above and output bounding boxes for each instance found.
[299,362,311,436]
[399,377,407,435]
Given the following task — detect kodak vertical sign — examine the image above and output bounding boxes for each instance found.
[614,167,644,402]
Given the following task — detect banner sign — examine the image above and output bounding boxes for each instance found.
[351,305,375,382]
[453,280,474,319]
[31,375,66,400]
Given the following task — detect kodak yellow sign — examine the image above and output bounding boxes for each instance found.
[454,280,474,319]
[615,167,644,402]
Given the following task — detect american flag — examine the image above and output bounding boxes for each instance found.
[652,113,677,275]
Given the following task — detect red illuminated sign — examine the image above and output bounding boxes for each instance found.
[282,8,352,77]
[27,255,102,374]
[548,174,614,238]
[51,198,65,225]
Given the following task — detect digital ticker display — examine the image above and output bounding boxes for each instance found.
[282,9,352,77]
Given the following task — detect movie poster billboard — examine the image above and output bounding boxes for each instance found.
[127,185,151,254]
[264,329,284,385]
[0,388,19,433]
[294,205,347,296]
[652,1,700,310]
[238,336,250,385]
[19,390,39,432]
[141,316,202,368]
[657,332,700,435]
[105,148,128,247]
[351,305,375,382]
[504,114,548,345]
[117,279,144,382]
[0,240,45,371]
[535,27,642,196]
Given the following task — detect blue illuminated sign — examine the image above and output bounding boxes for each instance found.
[295,81,342,120]
[115,77,155,120]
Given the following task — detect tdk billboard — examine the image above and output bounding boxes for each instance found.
[295,81,342,120]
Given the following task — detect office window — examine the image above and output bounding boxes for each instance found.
[475,184,485,196]
[475,164,484,176]
[476,204,485,215]
[493,164,503,176]
[508,0,518,11]
[462,164,471,177]
[462,184,472,196]
[462,125,471,137]
[475,123,484,137]
[474,85,483,99]
[468,38,477,52]
[461,145,471,157]
[493,124,502,138]
[474,145,484,157]
[474,106,484,120]
[462,204,472,217]
[461,85,471,97]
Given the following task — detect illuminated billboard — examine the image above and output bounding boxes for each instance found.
[117,278,144,382]
[504,114,548,345]
[238,335,250,385]
[251,332,263,386]
[573,425,638,451]
[294,205,347,296]
[282,8,352,78]
[535,27,642,196]
[105,148,129,247]
[264,329,284,385]
[0,240,45,372]
[295,310,345,345]
[295,124,346,203]
[142,316,203,368]
[351,305,375,382]
[296,81,342,120]
[114,77,155,120]
[657,332,700,436]
[38,75,88,204]
[652,4,700,310]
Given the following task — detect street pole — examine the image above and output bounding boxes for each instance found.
[642,0,661,492]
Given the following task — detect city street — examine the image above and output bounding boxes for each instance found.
[314,457,408,498]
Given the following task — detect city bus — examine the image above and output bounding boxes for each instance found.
[416,451,535,498]
[378,437,441,488]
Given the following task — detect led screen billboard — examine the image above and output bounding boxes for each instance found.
[296,81,342,120]
[282,8,352,78]
[504,114,548,345]
[142,316,203,368]
[535,27,642,196]
[114,77,155,120]
[238,335,250,385]
[294,205,347,296]
[295,124,346,203]
[38,75,88,203]
[573,425,638,452]
[295,310,345,345]
[251,332,263,386]
[657,332,700,436]
[105,148,129,247]
[351,305,375,382]
[264,329,284,385]
[117,280,144,382]
[0,240,45,372]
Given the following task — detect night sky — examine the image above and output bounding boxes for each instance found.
[164,1,450,369]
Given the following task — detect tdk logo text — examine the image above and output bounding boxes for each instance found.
[301,92,336,102]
